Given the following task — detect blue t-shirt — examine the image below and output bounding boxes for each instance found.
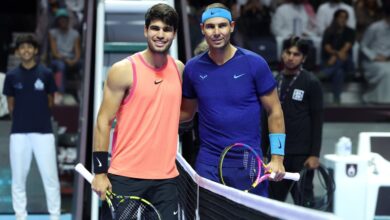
[182,47,276,166]
[3,64,57,134]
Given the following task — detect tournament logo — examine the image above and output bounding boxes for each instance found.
[292,89,304,101]
[346,164,357,177]
[34,78,45,91]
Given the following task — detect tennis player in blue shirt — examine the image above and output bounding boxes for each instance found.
[180,3,286,197]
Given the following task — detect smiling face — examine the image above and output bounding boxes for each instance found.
[16,43,38,63]
[201,17,235,51]
[144,19,176,54]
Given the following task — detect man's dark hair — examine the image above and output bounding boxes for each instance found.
[15,34,39,49]
[145,3,179,31]
[282,36,310,56]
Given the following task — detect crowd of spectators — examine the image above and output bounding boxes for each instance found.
[187,0,390,105]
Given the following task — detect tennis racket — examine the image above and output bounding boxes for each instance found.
[74,163,161,220]
[218,143,300,192]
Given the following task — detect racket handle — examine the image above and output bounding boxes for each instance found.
[269,172,300,181]
[75,163,94,183]
[284,172,300,181]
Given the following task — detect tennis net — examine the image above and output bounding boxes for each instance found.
[175,153,339,220]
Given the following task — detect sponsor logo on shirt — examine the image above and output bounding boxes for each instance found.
[199,74,208,80]
[154,79,163,85]
[13,82,23,90]
[233,73,246,79]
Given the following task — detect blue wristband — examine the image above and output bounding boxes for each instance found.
[269,133,286,156]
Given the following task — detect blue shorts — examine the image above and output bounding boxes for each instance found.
[195,160,268,197]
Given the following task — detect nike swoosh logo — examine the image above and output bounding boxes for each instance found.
[278,139,282,149]
[233,74,246,79]
[154,79,163,84]
[173,211,178,215]
[210,11,215,15]
[96,158,102,167]
[200,75,208,79]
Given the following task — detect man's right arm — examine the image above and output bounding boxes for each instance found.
[180,98,197,123]
[6,97,14,118]
[92,59,132,200]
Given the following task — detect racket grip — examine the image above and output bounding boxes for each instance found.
[75,163,94,183]
[269,172,300,181]
[284,172,300,181]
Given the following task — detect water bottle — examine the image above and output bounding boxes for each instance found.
[335,136,352,156]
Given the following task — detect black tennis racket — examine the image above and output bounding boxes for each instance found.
[75,163,161,220]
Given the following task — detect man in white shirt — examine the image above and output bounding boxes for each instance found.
[271,0,317,38]
[360,10,390,104]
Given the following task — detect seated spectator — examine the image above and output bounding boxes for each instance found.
[236,0,272,39]
[271,0,320,69]
[320,9,355,104]
[354,0,383,41]
[316,0,356,36]
[271,0,317,38]
[49,8,81,102]
[360,8,390,104]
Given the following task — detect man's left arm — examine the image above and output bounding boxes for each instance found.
[305,78,324,169]
[259,88,285,181]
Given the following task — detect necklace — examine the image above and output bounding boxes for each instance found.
[277,69,302,104]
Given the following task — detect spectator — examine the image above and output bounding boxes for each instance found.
[237,0,272,38]
[2,34,60,220]
[0,72,8,118]
[354,0,383,41]
[271,0,317,38]
[360,8,390,104]
[320,9,355,104]
[268,36,323,206]
[316,0,356,36]
[49,8,81,103]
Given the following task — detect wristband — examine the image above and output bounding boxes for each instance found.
[93,151,109,174]
[269,133,286,156]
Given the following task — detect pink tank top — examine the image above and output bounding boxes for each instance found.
[108,53,181,179]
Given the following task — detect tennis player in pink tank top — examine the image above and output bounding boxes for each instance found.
[91,4,184,219]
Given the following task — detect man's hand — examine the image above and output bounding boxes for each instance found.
[91,173,112,200]
[337,51,348,61]
[266,155,285,181]
[327,55,337,66]
[65,59,78,67]
[304,156,320,170]
[374,55,387,62]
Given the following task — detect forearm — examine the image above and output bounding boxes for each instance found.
[267,108,285,134]
[339,42,352,54]
[180,111,194,123]
[93,120,112,152]
[324,44,337,56]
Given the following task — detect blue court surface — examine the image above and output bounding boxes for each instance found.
[0,214,71,220]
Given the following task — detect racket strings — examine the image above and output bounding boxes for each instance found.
[220,145,262,191]
[249,156,257,182]
[243,150,249,168]
[111,196,160,220]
